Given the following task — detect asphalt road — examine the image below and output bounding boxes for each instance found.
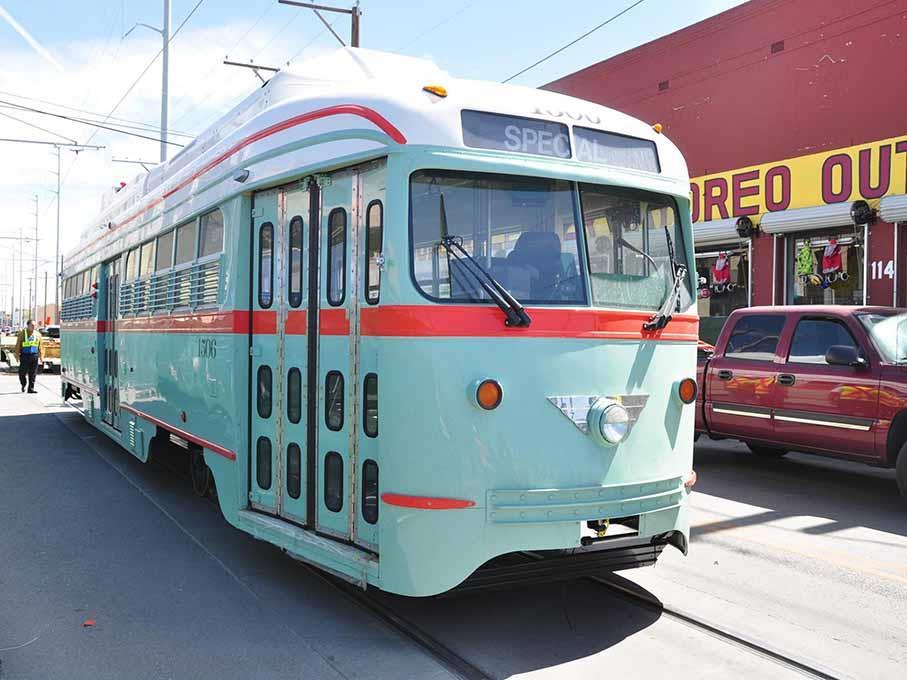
[3,371,902,678]
[622,436,907,680]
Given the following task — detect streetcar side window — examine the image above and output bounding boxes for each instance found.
[287,443,301,499]
[199,208,224,258]
[327,208,346,306]
[174,220,197,266]
[324,452,343,512]
[257,365,272,418]
[287,367,302,424]
[139,241,155,277]
[362,460,378,524]
[126,247,139,280]
[256,437,272,490]
[259,222,274,308]
[155,230,174,271]
[363,373,378,437]
[365,200,383,304]
[288,215,303,308]
[325,371,344,431]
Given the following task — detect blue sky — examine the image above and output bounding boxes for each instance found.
[0,0,746,296]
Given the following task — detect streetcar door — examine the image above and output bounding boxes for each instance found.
[101,257,120,429]
[249,184,311,523]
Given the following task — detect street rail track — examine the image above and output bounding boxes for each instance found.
[45,383,840,680]
[590,572,843,680]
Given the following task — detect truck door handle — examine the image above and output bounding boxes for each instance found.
[717,369,733,380]
[778,374,796,386]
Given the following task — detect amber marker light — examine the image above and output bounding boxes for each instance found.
[476,379,503,410]
[685,470,697,490]
[652,122,663,134]
[678,378,697,404]
[422,84,448,97]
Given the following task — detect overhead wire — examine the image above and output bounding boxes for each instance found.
[0,90,196,137]
[395,1,474,53]
[0,99,183,147]
[0,110,77,144]
[503,0,647,83]
[79,0,206,149]
[170,0,276,128]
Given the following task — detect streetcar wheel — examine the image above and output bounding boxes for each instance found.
[896,442,907,498]
[190,448,210,497]
[747,444,788,459]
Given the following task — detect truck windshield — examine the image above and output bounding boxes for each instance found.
[858,312,907,363]
[410,170,585,304]
[579,183,692,311]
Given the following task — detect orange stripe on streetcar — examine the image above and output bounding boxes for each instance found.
[319,308,350,335]
[381,493,476,510]
[361,305,699,342]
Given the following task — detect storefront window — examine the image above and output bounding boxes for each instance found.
[788,230,863,305]
[695,246,748,318]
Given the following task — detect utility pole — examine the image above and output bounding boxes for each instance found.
[161,0,171,162]
[124,0,171,162]
[18,225,23,326]
[0,139,102,325]
[278,1,361,47]
[33,194,39,323]
[43,271,48,326]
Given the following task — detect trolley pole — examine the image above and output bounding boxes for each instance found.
[277,1,361,47]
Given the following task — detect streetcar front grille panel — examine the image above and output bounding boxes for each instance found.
[486,476,683,524]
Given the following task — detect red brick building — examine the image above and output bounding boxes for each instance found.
[545,0,907,330]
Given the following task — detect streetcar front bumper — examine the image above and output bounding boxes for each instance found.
[378,475,691,596]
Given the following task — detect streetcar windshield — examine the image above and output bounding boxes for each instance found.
[410,170,692,311]
[410,170,586,304]
[579,183,692,311]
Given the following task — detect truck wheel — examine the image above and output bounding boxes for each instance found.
[897,442,907,498]
[747,444,787,459]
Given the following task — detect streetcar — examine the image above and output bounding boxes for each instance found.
[60,48,698,596]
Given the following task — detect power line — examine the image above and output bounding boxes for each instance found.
[0,90,196,137]
[0,99,184,147]
[0,103,195,139]
[80,0,206,149]
[503,0,647,84]
[0,110,76,144]
[396,1,474,53]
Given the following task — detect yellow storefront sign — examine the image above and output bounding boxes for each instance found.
[691,134,907,223]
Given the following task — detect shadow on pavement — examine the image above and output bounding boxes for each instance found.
[693,436,906,539]
[0,402,664,680]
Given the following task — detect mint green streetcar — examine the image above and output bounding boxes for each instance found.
[60,49,699,596]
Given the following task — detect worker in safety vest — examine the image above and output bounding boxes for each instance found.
[15,319,42,393]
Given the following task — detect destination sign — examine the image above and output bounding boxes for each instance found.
[461,110,571,159]
[574,127,660,173]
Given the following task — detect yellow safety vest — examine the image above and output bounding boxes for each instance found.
[21,330,40,354]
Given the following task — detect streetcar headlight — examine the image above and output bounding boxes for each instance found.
[599,403,630,444]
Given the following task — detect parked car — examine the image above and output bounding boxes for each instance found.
[696,305,907,497]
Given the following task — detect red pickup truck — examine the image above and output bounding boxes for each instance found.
[696,305,907,497]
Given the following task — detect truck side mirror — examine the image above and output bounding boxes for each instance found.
[825,345,867,368]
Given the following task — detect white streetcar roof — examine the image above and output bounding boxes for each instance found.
[65,48,688,272]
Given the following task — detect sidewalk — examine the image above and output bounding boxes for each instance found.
[0,373,452,680]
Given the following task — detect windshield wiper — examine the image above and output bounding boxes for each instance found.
[643,226,688,332]
[437,193,531,328]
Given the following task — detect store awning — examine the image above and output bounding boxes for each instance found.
[880,194,907,223]
[759,202,853,235]
[693,218,746,247]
